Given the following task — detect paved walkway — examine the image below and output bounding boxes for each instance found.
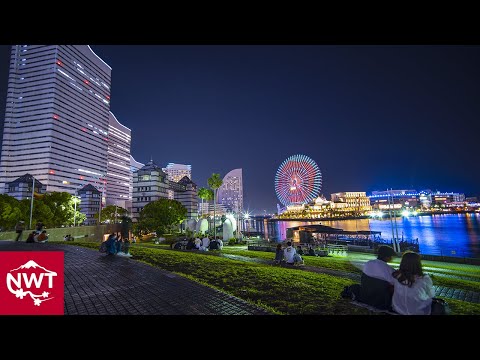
[0,241,270,315]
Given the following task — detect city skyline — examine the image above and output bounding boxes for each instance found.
[1,45,479,213]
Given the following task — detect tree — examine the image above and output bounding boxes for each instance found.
[207,173,223,240]
[1,192,85,230]
[41,192,83,227]
[100,205,128,223]
[137,199,187,236]
[0,194,28,230]
[197,187,213,217]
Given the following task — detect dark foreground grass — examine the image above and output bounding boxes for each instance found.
[218,248,480,293]
[56,241,480,315]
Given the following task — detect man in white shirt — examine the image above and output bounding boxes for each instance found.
[358,245,397,310]
[363,245,396,284]
[283,241,297,264]
[202,236,210,250]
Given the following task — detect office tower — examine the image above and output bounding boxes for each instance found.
[217,168,243,213]
[132,159,172,221]
[0,45,111,196]
[105,111,131,209]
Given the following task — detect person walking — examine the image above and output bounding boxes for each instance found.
[15,220,25,241]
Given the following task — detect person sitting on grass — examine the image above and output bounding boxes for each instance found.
[105,233,117,255]
[194,237,202,250]
[274,244,284,264]
[308,246,316,256]
[297,245,304,256]
[36,230,49,243]
[356,245,397,310]
[391,251,438,315]
[186,238,196,250]
[284,241,299,265]
[26,231,36,243]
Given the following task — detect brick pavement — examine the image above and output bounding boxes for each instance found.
[0,241,270,315]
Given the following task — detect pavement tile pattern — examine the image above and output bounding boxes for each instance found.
[0,241,270,315]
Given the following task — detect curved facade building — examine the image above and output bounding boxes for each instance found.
[217,168,243,213]
[106,111,131,209]
[0,45,112,195]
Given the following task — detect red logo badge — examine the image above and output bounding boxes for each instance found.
[0,252,64,315]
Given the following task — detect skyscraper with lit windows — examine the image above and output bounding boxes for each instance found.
[217,168,243,213]
[105,111,131,209]
[163,163,192,182]
[0,45,112,195]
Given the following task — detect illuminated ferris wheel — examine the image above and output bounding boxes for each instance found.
[274,154,322,206]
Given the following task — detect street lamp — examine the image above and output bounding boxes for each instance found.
[29,176,35,230]
[73,194,80,227]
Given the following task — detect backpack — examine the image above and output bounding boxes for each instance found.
[341,284,361,300]
[431,298,451,315]
[99,241,107,253]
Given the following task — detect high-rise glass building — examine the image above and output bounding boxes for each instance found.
[217,168,243,213]
[106,111,131,209]
[0,45,111,195]
[163,163,191,182]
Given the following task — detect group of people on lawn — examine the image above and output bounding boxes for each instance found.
[274,241,306,266]
[350,245,447,315]
[172,236,223,251]
[15,220,49,243]
[104,233,131,256]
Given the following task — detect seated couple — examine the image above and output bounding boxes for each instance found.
[275,242,304,265]
[351,245,445,315]
[26,230,49,243]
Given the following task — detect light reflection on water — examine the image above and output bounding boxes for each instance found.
[245,213,480,258]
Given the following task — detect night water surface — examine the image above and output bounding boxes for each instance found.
[246,213,480,258]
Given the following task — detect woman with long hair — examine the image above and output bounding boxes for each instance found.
[391,251,435,315]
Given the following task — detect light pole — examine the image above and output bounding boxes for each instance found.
[29,176,35,229]
[97,173,106,225]
[73,193,80,227]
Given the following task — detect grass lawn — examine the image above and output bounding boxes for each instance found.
[140,244,480,294]
[55,241,480,315]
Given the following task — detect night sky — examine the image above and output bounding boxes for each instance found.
[0,45,479,214]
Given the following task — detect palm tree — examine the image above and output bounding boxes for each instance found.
[207,173,223,240]
[197,187,213,217]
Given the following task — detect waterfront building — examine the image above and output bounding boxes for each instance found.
[217,168,243,213]
[330,192,372,213]
[431,192,465,205]
[131,159,171,221]
[78,184,101,225]
[5,173,46,200]
[0,45,111,197]
[370,190,419,210]
[105,112,131,210]
[162,163,191,182]
[369,189,465,209]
